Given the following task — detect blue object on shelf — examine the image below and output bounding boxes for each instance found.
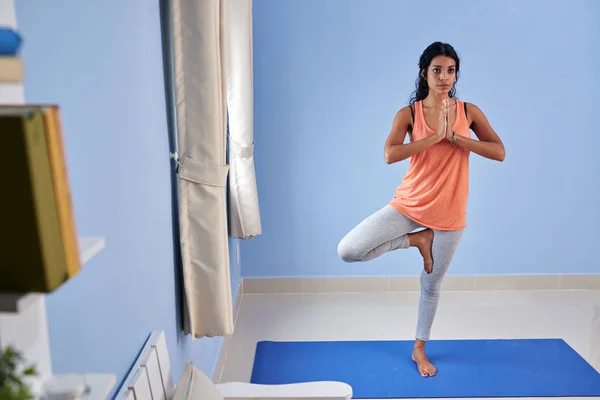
[0,27,23,56]
[251,338,600,398]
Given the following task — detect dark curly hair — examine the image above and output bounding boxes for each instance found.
[409,42,461,105]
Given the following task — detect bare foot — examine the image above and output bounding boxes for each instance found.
[408,229,434,273]
[412,345,437,377]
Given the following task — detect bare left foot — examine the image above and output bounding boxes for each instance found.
[411,343,437,377]
[408,229,434,274]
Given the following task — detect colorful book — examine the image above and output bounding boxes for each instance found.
[0,56,24,83]
[0,105,79,293]
[0,27,22,56]
[40,105,80,279]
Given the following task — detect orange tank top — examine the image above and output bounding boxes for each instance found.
[389,99,471,230]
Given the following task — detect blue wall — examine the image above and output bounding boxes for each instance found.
[243,0,600,278]
[16,0,241,395]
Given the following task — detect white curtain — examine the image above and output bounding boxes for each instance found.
[170,0,261,338]
[171,0,232,338]
[226,0,262,239]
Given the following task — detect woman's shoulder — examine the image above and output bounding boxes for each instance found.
[394,105,414,119]
[455,99,489,128]
[389,105,415,131]
[402,102,421,118]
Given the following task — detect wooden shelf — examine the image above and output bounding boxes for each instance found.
[0,236,106,313]
[79,236,106,264]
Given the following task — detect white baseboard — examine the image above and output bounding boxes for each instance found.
[213,284,243,383]
[240,275,600,294]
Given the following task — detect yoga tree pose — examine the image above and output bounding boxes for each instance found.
[337,42,505,377]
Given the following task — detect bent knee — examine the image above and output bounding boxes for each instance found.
[337,238,362,263]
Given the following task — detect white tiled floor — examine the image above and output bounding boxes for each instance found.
[216,289,600,399]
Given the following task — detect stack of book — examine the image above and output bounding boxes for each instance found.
[0,105,81,293]
[0,27,24,83]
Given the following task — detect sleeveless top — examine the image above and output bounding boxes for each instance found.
[389,99,471,230]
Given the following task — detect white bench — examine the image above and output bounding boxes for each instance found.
[114,331,353,400]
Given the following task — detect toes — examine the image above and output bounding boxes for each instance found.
[419,365,437,377]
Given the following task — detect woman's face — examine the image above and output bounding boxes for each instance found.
[424,55,457,95]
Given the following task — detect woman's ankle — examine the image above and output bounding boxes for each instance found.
[414,339,427,350]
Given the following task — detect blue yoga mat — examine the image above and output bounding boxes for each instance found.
[251,339,600,398]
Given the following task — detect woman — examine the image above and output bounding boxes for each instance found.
[337,42,505,377]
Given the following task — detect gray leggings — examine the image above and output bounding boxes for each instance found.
[337,205,463,341]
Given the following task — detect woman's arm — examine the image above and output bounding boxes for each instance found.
[453,103,506,162]
[384,106,444,164]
